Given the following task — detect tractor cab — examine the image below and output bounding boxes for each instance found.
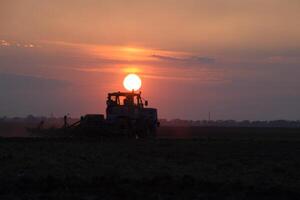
[106,91,158,137]
[106,91,151,122]
[106,91,147,108]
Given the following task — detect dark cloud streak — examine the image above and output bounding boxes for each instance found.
[151,54,215,64]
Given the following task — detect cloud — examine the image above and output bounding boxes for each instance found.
[0,39,36,48]
[0,40,10,47]
[141,74,224,82]
[151,54,215,64]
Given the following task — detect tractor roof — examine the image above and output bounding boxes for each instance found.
[108,91,142,97]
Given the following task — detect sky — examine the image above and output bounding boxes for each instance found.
[1,0,300,120]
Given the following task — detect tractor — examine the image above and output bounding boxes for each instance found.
[29,91,159,138]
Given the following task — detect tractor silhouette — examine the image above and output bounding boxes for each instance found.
[29,91,159,138]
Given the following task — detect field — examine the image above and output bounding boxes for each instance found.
[1,127,300,199]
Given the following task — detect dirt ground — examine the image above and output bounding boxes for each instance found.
[0,128,300,199]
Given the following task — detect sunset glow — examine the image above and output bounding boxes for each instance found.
[123,74,142,91]
[1,0,300,120]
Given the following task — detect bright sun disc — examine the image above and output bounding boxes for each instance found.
[123,74,142,91]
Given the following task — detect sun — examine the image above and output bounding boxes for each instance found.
[123,74,142,91]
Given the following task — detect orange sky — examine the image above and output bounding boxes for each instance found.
[1,0,300,120]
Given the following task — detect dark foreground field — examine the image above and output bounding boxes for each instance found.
[1,127,300,199]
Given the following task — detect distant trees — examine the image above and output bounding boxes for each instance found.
[1,116,300,128]
[159,119,300,128]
